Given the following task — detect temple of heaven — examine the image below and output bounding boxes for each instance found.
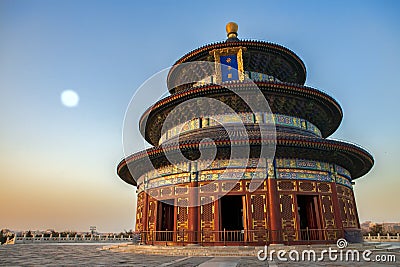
[117,22,374,245]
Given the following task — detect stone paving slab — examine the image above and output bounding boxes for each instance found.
[0,243,398,266]
[0,244,182,266]
[198,257,239,267]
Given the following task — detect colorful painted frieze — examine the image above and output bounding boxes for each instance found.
[146,172,190,189]
[335,165,351,179]
[276,168,332,182]
[335,175,352,188]
[275,158,330,172]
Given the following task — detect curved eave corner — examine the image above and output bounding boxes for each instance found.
[117,159,137,186]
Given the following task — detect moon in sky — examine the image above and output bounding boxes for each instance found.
[61,90,79,107]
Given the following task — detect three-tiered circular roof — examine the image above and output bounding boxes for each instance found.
[117,23,373,187]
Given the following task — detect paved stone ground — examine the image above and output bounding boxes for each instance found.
[0,244,398,266]
[0,244,182,266]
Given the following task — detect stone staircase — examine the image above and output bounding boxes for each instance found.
[103,244,259,256]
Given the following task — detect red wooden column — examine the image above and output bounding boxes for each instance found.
[188,181,199,243]
[245,192,252,243]
[350,189,361,228]
[330,182,344,237]
[267,178,282,243]
[141,192,149,231]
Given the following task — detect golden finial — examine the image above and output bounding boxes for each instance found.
[226,22,238,39]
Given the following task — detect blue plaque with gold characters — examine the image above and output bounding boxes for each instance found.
[220,55,239,82]
[210,46,246,83]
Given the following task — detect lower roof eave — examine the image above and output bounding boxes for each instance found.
[117,137,373,186]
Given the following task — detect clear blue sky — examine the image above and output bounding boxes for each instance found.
[0,0,399,232]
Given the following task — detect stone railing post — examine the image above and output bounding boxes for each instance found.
[377,233,380,242]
